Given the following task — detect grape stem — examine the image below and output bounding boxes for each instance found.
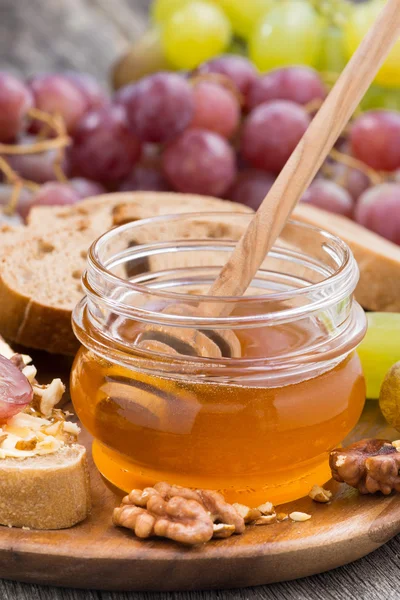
[329,147,383,186]
[0,108,71,214]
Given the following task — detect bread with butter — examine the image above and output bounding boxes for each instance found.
[0,338,91,529]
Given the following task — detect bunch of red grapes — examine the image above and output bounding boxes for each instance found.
[1,57,400,244]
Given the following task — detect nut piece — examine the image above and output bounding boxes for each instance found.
[114,482,245,545]
[213,523,236,538]
[15,438,37,451]
[233,503,262,523]
[289,512,311,522]
[22,365,37,384]
[257,501,275,515]
[277,513,289,521]
[330,438,400,495]
[308,485,332,503]
[114,495,214,545]
[32,378,66,417]
[254,514,277,526]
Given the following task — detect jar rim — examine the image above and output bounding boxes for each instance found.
[75,212,365,378]
[87,212,357,319]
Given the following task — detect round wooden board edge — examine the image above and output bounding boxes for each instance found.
[0,523,397,592]
[0,397,399,591]
[0,483,399,591]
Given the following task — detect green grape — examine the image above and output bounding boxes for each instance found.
[152,0,195,23]
[218,0,275,40]
[357,313,400,400]
[162,1,232,70]
[361,85,400,111]
[310,0,351,28]
[317,25,347,74]
[249,1,323,72]
[345,0,400,89]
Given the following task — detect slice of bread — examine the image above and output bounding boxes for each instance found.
[0,228,98,355]
[27,191,252,233]
[0,192,252,354]
[0,444,90,529]
[293,203,400,312]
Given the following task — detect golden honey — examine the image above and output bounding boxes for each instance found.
[71,341,365,505]
[71,214,367,505]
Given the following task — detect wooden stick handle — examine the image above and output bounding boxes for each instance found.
[207,0,400,314]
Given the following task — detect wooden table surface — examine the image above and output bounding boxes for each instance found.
[0,0,399,598]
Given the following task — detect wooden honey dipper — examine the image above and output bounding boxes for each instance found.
[136,0,400,360]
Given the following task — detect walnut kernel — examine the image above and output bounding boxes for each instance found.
[308,484,332,503]
[32,378,65,417]
[233,503,262,523]
[254,514,277,526]
[114,482,245,545]
[213,523,236,538]
[330,438,400,495]
[257,501,275,515]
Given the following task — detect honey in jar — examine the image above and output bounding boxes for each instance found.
[71,214,367,505]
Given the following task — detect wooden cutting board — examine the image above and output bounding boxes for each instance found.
[0,352,399,591]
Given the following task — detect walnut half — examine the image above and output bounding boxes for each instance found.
[113,482,245,545]
[330,438,400,495]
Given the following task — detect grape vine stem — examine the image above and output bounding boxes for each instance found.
[0,109,71,215]
[329,147,383,186]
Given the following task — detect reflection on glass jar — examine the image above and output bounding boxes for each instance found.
[71,213,366,505]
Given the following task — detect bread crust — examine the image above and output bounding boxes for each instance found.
[293,203,400,312]
[0,278,78,355]
[0,445,91,529]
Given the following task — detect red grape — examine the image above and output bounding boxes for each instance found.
[329,162,371,201]
[70,105,141,183]
[163,128,236,196]
[69,178,106,199]
[190,81,240,139]
[300,179,354,218]
[247,67,326,111]
[29,74,88,133]
[0,73,33,142]
[229,169,275,210]
[355,183,400,244]
[197,55,258,102]
[113,84,134,106]
[121,73,194,143]
[63,71,108,110]
[28,182,81,214]
[7,135,68,184]
[350,111,400,172]
[241,101,310,173]
[119,164,170,192]
[0,354,33,422]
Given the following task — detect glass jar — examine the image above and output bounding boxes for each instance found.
[71,213,367,505]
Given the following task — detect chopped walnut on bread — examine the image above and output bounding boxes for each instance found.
[0,337,90,529]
